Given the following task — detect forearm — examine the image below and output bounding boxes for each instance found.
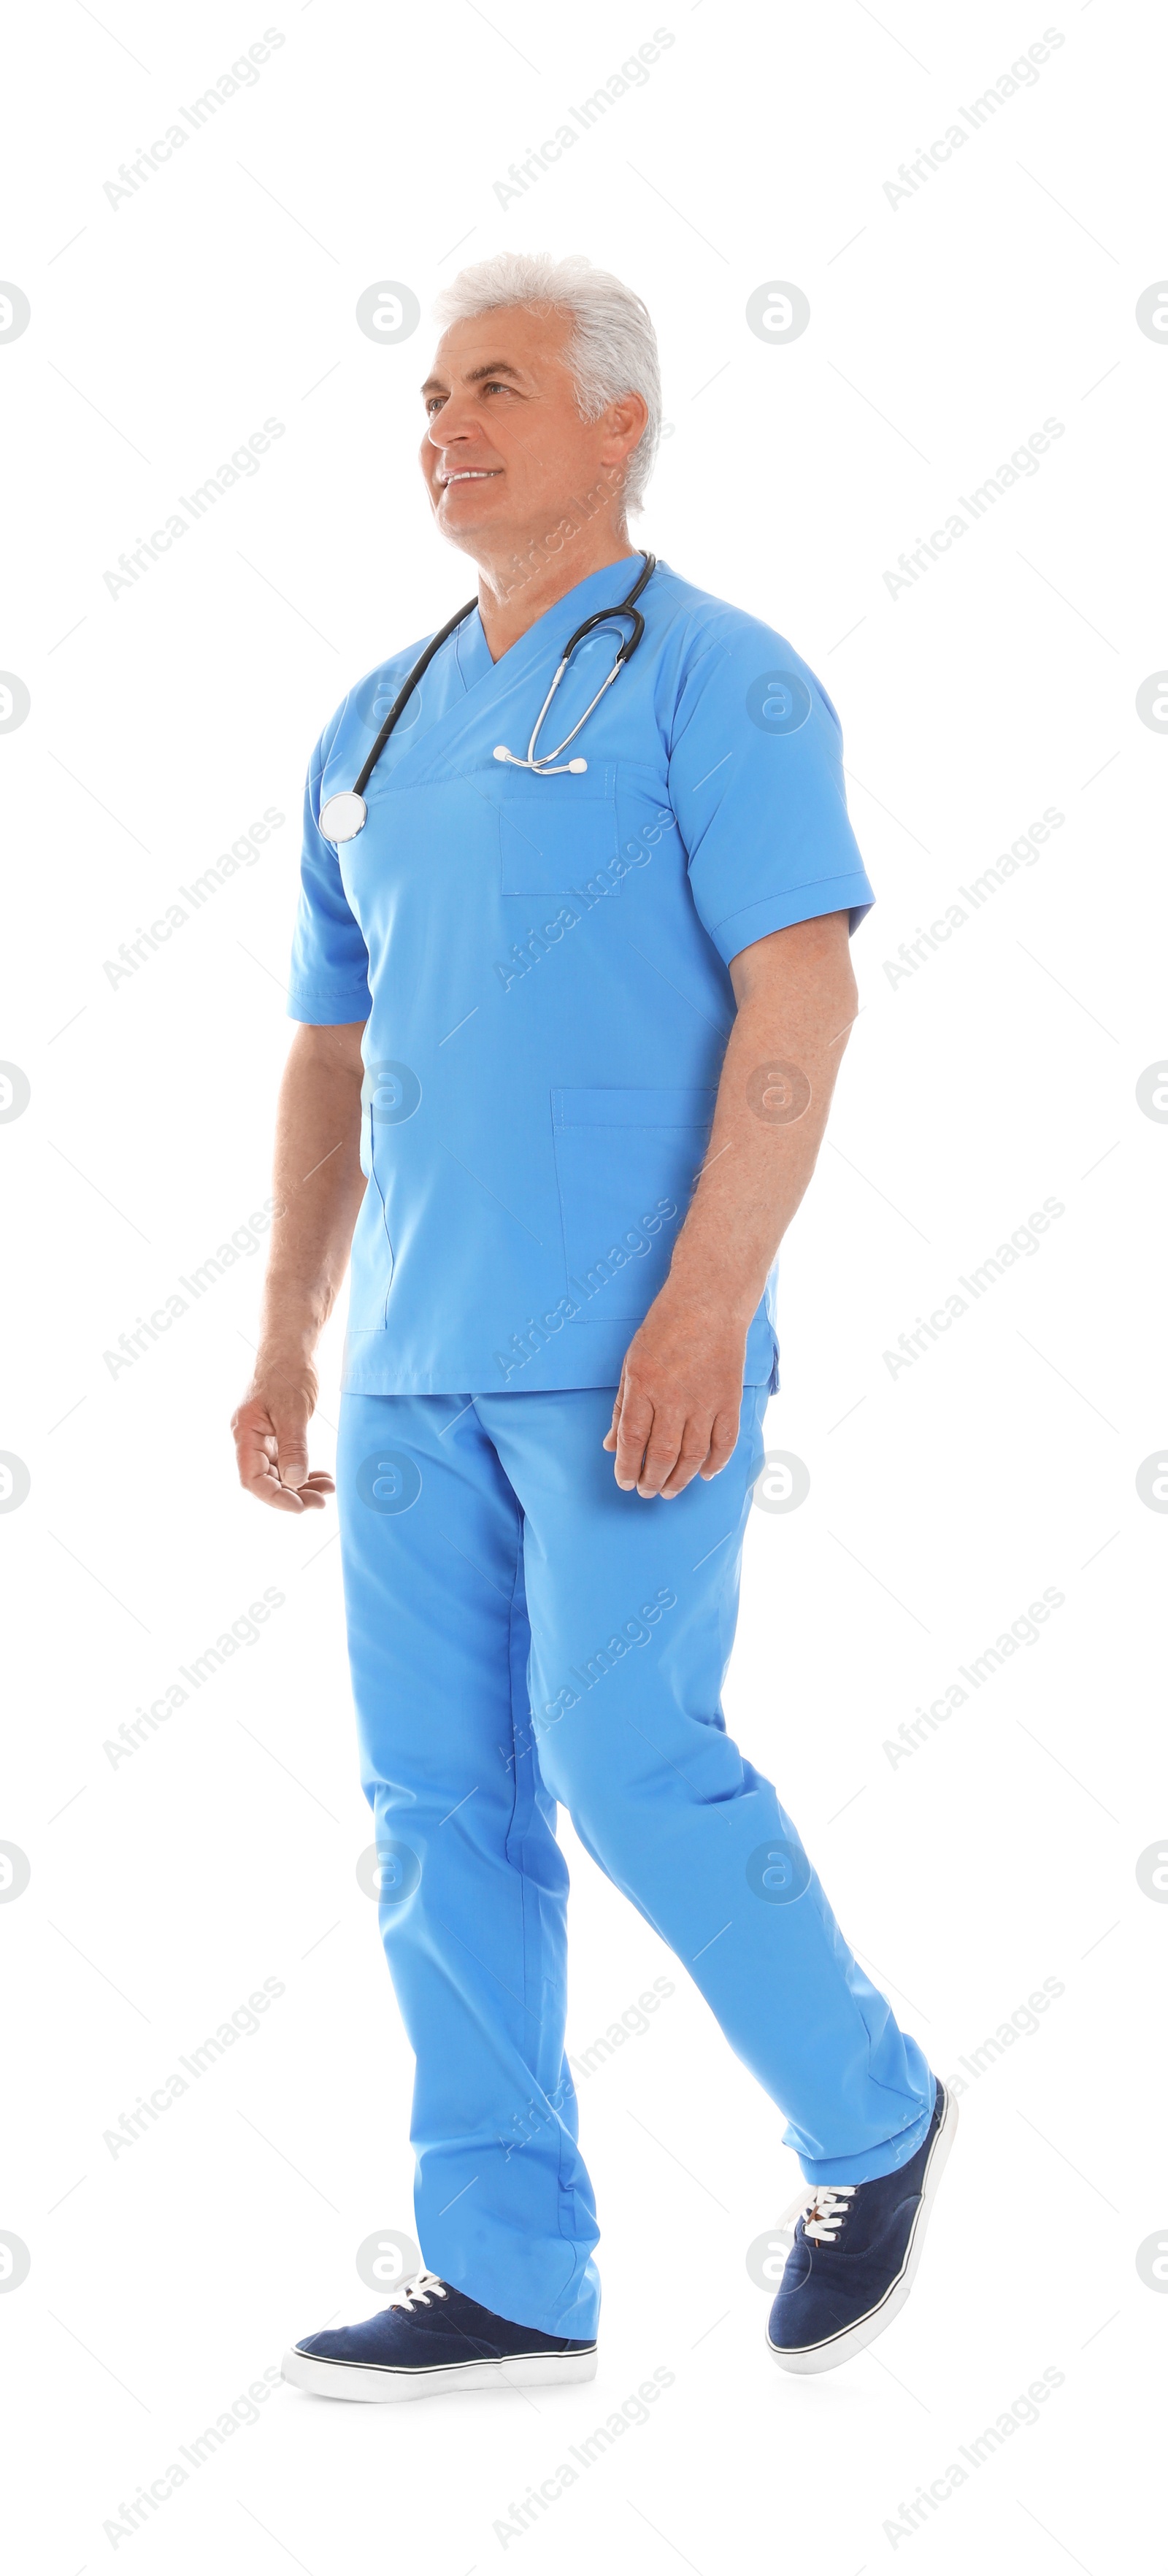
[666,940,854,1329]
[258,1023,368,1358]
[665,994,845,1329]
[604,914,857,1497]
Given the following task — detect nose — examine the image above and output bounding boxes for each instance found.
[426,391,478,457]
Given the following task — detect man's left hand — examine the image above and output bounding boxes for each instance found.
[603,1286,746,1498]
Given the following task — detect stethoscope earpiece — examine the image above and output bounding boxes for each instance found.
[493,748,588,773]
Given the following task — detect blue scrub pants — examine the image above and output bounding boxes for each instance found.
[337,1386,934,2343]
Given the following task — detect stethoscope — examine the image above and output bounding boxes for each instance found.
[318,553,656,844]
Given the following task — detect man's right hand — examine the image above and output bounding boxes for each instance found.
[231,1352,336,1513]
[231,1020,367,1515]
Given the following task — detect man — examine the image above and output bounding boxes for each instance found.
[232,250,955,2402]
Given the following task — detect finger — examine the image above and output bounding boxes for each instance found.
[232,1404,333,1512]
[259,1480,315,1512]
[635,1414,687,1498]
[253,1469,335,1515]
[612,1391,653,1489]
[234,1415,283,1499]
[243,1460,312,1512]
[272,1404,311,1491]
[601,1371,626,1453]
[658,1425,717,1499]
[699,1407,741,1480]
[291,1472,336,1510]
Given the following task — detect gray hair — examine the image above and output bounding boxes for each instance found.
[431,252,661,512]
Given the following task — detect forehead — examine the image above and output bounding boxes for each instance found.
[423,304,575,391]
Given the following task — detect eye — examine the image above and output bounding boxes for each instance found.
[424,394,446,416]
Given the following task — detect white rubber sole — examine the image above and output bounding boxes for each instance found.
[768,2084,959,2377]
[281,2343,599,2404]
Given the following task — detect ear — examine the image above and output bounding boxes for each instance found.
[599,389,650,465]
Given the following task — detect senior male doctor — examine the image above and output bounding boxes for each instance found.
[233,251,954,2400]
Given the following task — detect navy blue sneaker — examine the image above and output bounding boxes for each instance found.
[283,2268,598,2403]
[766,2080,957,2375]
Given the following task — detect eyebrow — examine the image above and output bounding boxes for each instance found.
[419,360,526,396]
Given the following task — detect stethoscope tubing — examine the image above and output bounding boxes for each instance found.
[319,553,656,839]
[352,596,477,800]
[511,653,623,774]
[493,550,656,776]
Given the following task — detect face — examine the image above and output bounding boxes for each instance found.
[419,306,647,564]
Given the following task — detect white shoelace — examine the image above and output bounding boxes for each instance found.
[776,2183,857,2248]
[385,2267,450,2312]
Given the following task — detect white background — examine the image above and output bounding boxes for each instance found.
[1,1,1165,2569]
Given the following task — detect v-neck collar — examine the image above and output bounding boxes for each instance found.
[388,553,660,790]
[465,550,650,675]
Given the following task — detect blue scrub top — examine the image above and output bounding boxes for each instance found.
[288,556,875,1396]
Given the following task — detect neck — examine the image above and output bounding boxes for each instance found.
[472,510,640,660]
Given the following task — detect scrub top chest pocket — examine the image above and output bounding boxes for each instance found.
[498,765,620,894]
[553,1088,716,1321]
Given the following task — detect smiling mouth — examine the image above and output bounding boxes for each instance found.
[438,469,501,486]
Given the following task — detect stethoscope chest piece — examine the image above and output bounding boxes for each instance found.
[319,790,369,845]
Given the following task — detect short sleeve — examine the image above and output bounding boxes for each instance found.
[286,724,372,1025]
[667,625,875,966]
